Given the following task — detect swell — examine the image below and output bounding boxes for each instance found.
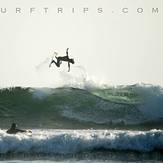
[0,84,163,129]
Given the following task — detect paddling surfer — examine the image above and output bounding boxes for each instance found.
[6,123,32,134]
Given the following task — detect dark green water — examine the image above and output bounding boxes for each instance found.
[0,85,163,129]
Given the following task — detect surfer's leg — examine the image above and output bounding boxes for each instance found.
[68,62,70,72]
[49,60,54,67]
[50,60,60,67]
[56,59,62,67]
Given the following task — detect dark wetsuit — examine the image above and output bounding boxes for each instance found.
[49,48,74,72]
[7,128,26,134]
[50,58,62,67]
[6,123,31,134]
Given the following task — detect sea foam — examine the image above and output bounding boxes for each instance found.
[0,129,163,154]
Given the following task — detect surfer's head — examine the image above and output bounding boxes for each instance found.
[11,123,17,129]
[70,58,75,64]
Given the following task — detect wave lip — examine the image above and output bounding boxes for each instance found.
[0,129,163,154]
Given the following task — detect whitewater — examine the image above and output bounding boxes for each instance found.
[0,129,163,154]
[0,129,163,162]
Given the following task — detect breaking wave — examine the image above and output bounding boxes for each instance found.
[0,84,163,129]
[0,129,163,154]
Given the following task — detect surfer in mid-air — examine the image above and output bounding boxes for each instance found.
[6,123,32,134]
[49,48,75,72]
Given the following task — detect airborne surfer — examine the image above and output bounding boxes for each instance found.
[6,123,32,134]
[49,48,75,72]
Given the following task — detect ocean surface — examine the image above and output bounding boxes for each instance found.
[0,84,163,162]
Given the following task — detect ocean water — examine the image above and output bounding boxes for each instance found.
[0,84,163,162]
[0,129,163,163]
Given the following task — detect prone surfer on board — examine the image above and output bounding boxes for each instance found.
[49,48,75,72]
[6,123,32,134]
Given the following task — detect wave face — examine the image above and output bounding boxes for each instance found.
[0,84,163,129]
[0,129,163,154]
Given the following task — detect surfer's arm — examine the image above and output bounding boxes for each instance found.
[16,129,27,133]
[66,48,69,57]
[17,129,32,133]
[68,62,70,72]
